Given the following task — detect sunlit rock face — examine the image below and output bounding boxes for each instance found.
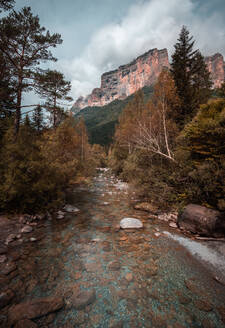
[72,48,169,112]
[72,49,225,112]
[205,53,225,88]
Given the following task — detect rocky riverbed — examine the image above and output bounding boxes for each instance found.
[0,169,225,327]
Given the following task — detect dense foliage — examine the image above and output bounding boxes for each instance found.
[109,28,224,211]
[0,5,102,214]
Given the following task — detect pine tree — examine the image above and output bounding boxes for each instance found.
[0,0,14,12]
[171,26,212,127]
[32,105,44,133]
[35,69,72,128]
[0,7,62,136]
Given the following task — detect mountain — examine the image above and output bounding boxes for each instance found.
[72,49,225,113]
[205,53,225,88]
[72,48,169,112]
[75,85,154,146]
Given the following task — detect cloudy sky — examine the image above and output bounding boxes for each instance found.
[14,0,225,104]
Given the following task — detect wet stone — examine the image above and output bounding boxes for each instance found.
[194,299,213,312]
[74,272,82,280]
[71,289,96,310]
[108,261,121,271]
[178,294,191,305]
[125,272,133,282]
[8,296,64,325]
[21,225,33,233]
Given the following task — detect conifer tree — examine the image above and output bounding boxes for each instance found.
[0,7,62,136]
[35,69,72,128]
[0,0,14,12]
[171,26,212,126]
[32,105,44,133]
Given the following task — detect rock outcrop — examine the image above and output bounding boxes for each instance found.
[205,53,225,88]
[72,48,169,112]
[178,204,225,237]
[72,49,225,112]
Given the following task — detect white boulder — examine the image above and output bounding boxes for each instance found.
[63,205,80,213]
[120,218,143,229]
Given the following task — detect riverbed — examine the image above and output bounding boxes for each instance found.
[1,169,225,327]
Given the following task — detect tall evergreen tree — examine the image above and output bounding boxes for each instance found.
[35,69,72,128]
[32,105,44,133]
[0,7,62,136]
[171,26,212,126]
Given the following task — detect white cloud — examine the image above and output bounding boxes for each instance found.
[56,0,225,101]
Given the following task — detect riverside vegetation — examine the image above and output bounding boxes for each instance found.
[109,27,225,212]
[0,4,105,214]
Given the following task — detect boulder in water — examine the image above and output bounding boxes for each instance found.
[21,225,33,233]
[71,289,96,309]
[178,204,225,237]
[120,218,143,229]
[8,296,64,325]
[63,205,80,213]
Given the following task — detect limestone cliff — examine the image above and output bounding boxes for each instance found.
[205,53,225,88]
[72,49,225,112]
[72,48,169,111]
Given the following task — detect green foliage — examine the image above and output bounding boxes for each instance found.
[0,123,63,213]
[175,99,225,209]
[32,105,44,133]
[0,6,62,135]
[35,70,72,128]
[74,85,153,146]
[0,116,96,213]
[171,26,212,127]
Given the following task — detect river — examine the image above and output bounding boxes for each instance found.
[2,169,225,327]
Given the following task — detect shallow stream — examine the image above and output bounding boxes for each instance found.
[4,169,225,327]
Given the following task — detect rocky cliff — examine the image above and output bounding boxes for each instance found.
[205,53,225,88]
[72,48,169,111]
[72,49,225,112]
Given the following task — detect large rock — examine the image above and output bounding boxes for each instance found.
[71,289,96,309]
[178,204,225,237]
[120,218,143,229]
[8,296,64,325]
[63,205,80,213]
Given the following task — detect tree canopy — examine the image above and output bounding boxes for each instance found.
[0,6,62,135]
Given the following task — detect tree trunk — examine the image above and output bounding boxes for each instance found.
[14,84,22,138]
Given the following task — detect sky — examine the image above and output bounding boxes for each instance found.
[12,0,225,105]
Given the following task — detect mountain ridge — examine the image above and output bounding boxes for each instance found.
[72,48,225,113]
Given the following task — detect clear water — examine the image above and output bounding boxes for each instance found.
[8,170,225,327]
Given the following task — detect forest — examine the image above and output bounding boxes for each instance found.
[0,1,105,213]
[108,27,225,212]
[0,0,224,215]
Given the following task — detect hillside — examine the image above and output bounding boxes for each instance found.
[73,85,154,146]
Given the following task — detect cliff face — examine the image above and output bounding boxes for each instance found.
[72,49,225,112]
[72,48,169,111]
[205,53,225,88]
